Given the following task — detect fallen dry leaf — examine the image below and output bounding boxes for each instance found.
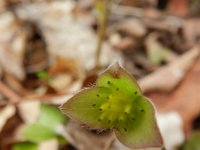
[139,46,200,93]
[61,120,111,150]
[39,139,58,150]
[49,74,73,92]
[145,32,177,65]
[109,33,137,51]
[0,80,20,103]
[183,19,200,48]
[49,58,84,80]
[167,0,189,16]
[4,73,30,96]
[0,12,26,80]
[14,1,122,71]
[0,105,16,132]
[109,18,147,38]
[148,47,200,134]
[17,100,40,124]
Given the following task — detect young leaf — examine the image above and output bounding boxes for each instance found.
[60,63,163,148]
[36,70,52,83]
[180,131,200,150]
[22,123,57,143]
[38,104,68,130]
[12,142,38,150]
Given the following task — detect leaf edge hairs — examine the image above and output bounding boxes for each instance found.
[60,63,163,149]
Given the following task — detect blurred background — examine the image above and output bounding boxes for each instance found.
[0,0,199,150]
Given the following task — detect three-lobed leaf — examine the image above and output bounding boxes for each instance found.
[60,63,163,148]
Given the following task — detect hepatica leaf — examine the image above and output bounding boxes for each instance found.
[38,104,68,130]
[60,63,163,148]
[12,142,38,150]
[22,123,57,143]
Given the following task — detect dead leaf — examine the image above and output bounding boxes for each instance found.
[109,18,147,37]
[109,33,137,51]
[0,105,16,132]
[62,120,112,150]
[39,139,58,150]
[49,74,73,92]
[4,73,30,97]
[0,12,26,80]
[48,58,84,92]
[183,19,200,48]
[145,32,177,65]
[148,48,200,134]
[0,109,23,150]
[0,80,20,103]
[13,1,121,71]
[139,46,200,93]
[167,0,189,16]
[49,58,84,80]
[18,100,40,123]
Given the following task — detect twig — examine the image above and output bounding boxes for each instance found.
[0,80,20,103]
[0,91,77,107]
[95,0,112,68]
[111,4,145,18]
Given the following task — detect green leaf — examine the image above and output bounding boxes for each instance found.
[96,63,142,96]
[61,87,112,128]
[148,47,172,65]
[180,131,200,150]
[12,142,38,150]
[114,96,163,148]
[22,123,57,143]
[38,104,68,130]
[36,70,52,83]
[60,63,163,148]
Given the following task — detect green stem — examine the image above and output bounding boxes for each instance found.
[95,0,112,69]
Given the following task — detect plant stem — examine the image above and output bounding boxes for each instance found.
[95,0,112,69]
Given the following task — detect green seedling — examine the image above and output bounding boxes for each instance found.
[60,63,163,148]
[36,70,52,83]
[21,104,68,143]
[12,104,68,150]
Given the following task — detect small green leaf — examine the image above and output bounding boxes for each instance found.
[60,63,163,148]
[180,131,200,150]
[38,104,68,130]
[36,70,52,82]
[12,142,38,150]
[22,123,57,143]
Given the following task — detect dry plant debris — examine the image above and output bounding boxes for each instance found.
[0,0,199,150]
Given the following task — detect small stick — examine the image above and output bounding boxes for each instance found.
[0,80,20,103]
[95,0,112,68]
